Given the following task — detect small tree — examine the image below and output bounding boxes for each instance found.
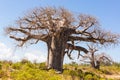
[80,44,112,69]
[5,7,119,72]
[98,52,113,66]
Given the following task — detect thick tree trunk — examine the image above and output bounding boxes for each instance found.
[91,61,95,68]
[95,60,100,69]
[90,53,100,69]
[47,49,64,72]
[52,41,65,72]
[46,41,52,69]
[46,32,67,72]
[91,53,96,68]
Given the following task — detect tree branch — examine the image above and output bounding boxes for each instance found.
[68,36,97,43]
[66,43,88,54]
[7,27,30,35]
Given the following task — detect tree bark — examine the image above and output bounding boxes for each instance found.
[46,41,52,69]
[95,60,100,69]
[91,53,96,68]
[46,32,67,72]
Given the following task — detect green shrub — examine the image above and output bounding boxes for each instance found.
[38,62,46,69]
[12,62,21,70]
[48,75,62,80]
[100,69,112,75]
[0,70,7,78]
[21,59,30,64]
[0,63,2,70]
[85,74,93,80]
[25,62,36,69]
[69,61,78,68]
[77,69,84,79]
[11,68,61,80]
[63,69,71,75]
[11,70,33,80]
[84,72,100,80]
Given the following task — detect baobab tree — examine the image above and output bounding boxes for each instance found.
[80,44,113,69]
[5,7,119,72]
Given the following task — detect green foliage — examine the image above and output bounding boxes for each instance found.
[11,69,45,80]
[100,69,112,75]
[21,59,30,64]
[11,67,62,80]
[0,70,7,78]
[84,72,100,80]
[63,68,101,80]
[113,62,120,67]
[0,60,120,80]
[37,62,47,69]
[0,63,2,70]
[12,62,21,70]
[0,70,9,80]
[69,61,78,67]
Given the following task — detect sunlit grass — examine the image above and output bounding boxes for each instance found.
[0,60,120,80]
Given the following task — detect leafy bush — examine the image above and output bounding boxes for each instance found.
[113,62,120,67]
[24,62,36,69]
[0,70,8,79]
[37,62,46,69]
[84,72,100,80]
[0,63,2,70]
[12,62,21,70]
[11,68,63,80]
[21,59,30,64]
[69,61,78,68]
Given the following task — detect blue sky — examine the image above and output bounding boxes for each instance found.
[0,0,120,63]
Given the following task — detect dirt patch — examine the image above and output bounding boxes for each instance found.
[105,74,120,79]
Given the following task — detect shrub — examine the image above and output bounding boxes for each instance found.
[12,62,21,70]
[11,68,62,80]
[84,72,100,80]
[38,62,46,69]
[25,62,36,69]
[0,70,7,78]
[77,69,84,79]
[0,63,2,70]
[21,59,30,64]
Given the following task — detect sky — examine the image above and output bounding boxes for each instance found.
[0,0,120,63]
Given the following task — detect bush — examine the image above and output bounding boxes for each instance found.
[38,62,46,69]
[85,74,93,80]
[12,62,21,70]
[11,68,62,80]
[21,59,30,64]
[113,62,120,67]
[84,72,100,80]
[0,63,2,70]
[24,62,36,69]
[77,69,84,79]
[0,70,7,79]
[69,61,78,68]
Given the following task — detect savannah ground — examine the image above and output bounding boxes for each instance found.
[0,60,120,80]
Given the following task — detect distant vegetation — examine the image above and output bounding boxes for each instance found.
[0,60,120,80]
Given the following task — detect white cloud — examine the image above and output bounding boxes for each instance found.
[0,41,46,63]
[24,52,46,63]
[0,42,13,60]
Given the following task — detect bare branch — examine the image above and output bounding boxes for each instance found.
[7,27,30,35]
[66,43,88,54]
[68,36,97,43]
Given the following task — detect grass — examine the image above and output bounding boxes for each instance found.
[0,60,120,80]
